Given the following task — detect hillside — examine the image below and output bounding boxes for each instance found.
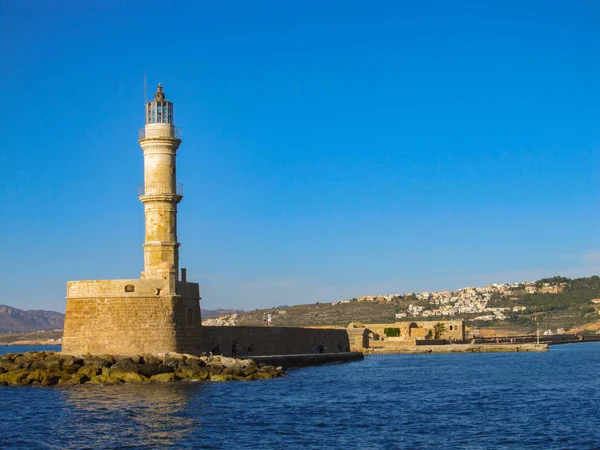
[201,308,245,318]
[205,276,600,333]
[233,302,395,327]
[0,305,64,333]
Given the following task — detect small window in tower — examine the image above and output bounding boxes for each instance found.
[124,284,135,293]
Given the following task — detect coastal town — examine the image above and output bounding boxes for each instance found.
[357,280,566,321]
[201,279,581,328]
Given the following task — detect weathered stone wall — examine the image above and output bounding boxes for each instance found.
[63,280,201,356]
[199,326,351,357]
[63,280,350,358]
[365,320,466,342]
[347,327,369,352]
[67,279,166,298]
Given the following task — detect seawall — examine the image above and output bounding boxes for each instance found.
[371,343,548,354]
[250,352,364,369]
[199,326,351,358]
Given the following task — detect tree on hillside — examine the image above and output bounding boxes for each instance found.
[434,322,446,339]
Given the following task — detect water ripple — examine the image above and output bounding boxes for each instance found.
[1,343,600,448]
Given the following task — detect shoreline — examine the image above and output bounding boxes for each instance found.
[0,341,62,347]
[368,343,549,354]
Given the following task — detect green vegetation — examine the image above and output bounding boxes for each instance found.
[384,328,400,337]
[434,322,446,339]
[481,276,600,332]
[519,278,600,312]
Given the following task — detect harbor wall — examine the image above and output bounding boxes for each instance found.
[199,326,350,358]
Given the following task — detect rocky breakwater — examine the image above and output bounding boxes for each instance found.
[0,351,284,387]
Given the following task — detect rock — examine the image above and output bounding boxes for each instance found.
[186,358,206,369]
[43,359,61,371]
[0,351,283,387]
[84,355,113,368]
[88,374,122,384]
[138,363,173,378]
[14,356,31,369]
[242,365,257,376]
[218,357,239,368]
[175,367,209,381]
[84,358,111,369]
[0,362,19,372]
[250,371,274,380]
[110,370,150,384]
[41,374,61,386]
[163,357,182,369]
[0,381,7,386]
[101,355,116,365]
[26,369,47,384]
[174,367,194,380]
[113,358,139,373]
[210,374,234,382]
[63,363,83,374]
[207,364,223,375]
[144,355,160,365]
[192,367,210,380]
[77,366,100,378]
[59,374,90,386]
[150,373,175,383]
[29,361,45,370]
[222,367,242,377]
[0,370,31,385]
[62,356,84,366]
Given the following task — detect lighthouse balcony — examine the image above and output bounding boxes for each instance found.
[138,183,184,197]
[139,127,182,140]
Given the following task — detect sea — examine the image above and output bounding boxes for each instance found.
[1,343,599,449]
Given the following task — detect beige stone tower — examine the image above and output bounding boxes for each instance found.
[139,84,182,290]
[62,84,202,356]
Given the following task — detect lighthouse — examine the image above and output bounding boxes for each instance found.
[139,84,182,289]
[62,83,202,356]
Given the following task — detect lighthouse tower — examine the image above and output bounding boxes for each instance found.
[139,84,182,289]
[62,83,202,356]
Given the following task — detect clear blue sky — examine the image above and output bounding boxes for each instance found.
[1,1,599,313]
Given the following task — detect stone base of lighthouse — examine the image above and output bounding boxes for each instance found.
[62,278,202,356]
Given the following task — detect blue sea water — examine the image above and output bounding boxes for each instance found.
[1,343,600,449]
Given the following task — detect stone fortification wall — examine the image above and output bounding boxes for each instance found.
[67,279,166,297]
[64,280,351,358]
[199,326,351,358]
[366,320,466,342]
[63,280,201,356]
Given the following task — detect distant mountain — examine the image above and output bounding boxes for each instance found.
[0,305,64,333]
[201,308,244,318]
